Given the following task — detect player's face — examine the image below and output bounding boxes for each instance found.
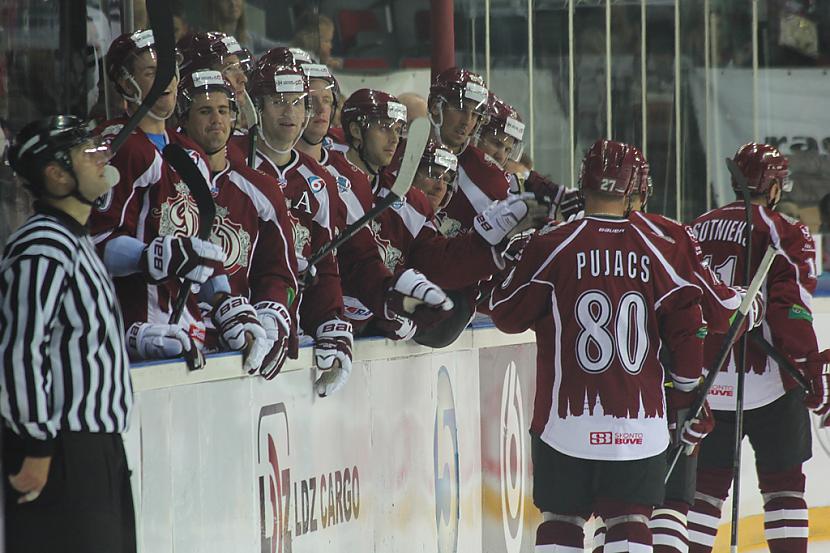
[477,131,516,168]
[185,93,235,154]
[260,92,309,150]
[303,79,334,144]
[361,118,404,167]
[128,50,179,119]
[70,137,114,200]
[439,99,482,150]
[413,165,450,212]
[218,54,248,105]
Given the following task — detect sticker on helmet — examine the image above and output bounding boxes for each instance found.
[301,63,332,79]
[434,149,458,171]
[221,36,242,53]
[387,102,407,122]
[131,29,155,49]
[289,48,313,63]
[274,75,305,93]
[464,82,488,104]
[504,117,525,141]
[192,70,227,88]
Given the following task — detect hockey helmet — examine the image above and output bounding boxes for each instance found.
[417,137,459,209]
[629,146,653,205]
[579,139,641,197]
[8,115,109,193]
[248,63,311,114]
[177,31,254,76]
[341,89,407,146]
[429,67,490,117]
[177,69,238,120]
[477,94,525,163]
[731,142,792,194]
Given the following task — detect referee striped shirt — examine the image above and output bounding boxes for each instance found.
[0,203,132,456]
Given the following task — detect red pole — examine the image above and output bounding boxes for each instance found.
[430,0,455,80]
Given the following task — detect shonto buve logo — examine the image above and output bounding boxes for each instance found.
[434,366,460,553]
[500,362,526,553]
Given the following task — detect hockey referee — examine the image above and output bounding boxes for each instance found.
[0,116,135,553]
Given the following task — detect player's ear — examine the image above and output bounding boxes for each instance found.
[348,121,362,145]
[42,162,72,195]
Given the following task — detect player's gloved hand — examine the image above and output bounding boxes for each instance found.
[253,301,293,379]
[797,349,830,415]
[314,319,353,397]
[383,269,454,331]
[211,295,269,374]
[523,171,565,211]
[126,322,194,360]
[140,236,225,285]
[474,193,548,247]
[373,314,418,341]
[558,188,584,221]
[667,388,715,456]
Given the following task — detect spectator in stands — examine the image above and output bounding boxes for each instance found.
[397,92,428,123]
[292,12,343,69]
[173,1,190,43]
[205,0,275,55]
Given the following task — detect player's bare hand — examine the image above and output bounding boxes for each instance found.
[9,456,51,503]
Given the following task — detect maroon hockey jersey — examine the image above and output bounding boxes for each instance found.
[692,202,819,410]
[490,216,705,460]
[90,117,215,346]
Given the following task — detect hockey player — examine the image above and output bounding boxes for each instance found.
[91,30,270,371]
[176,69,298,378]
[233,60,354,395]
[475,94,582,221]
[489,139,708,552]
[686,143,829,553]
[284,58,454,340]
[339,89,546,340]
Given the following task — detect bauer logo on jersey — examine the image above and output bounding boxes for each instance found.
[335,175,351,193]
[274,75,305,93]
[306,175,325,194]
[504,117,525,141]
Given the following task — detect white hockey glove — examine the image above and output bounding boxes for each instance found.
[474,193,548,247]
[383,269,454,332]
[211,295,269,374]
[253,301,293,380]
[374,314,418,341]
[314,319,353,397]
[140,236,225,285]
[297,256,318,291]
[126,322,194,360]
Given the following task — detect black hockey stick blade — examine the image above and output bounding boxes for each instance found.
[748,331,811,391]
[302,116,430,281]
[109,0,176,153]
[665,245,777,483]
[161,144,216,371]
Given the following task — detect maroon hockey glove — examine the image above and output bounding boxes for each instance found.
[557,188,584,221]
[798,349,830,415]
[667,388,715,456]
[523,171,564,207]
[140,236,225,285]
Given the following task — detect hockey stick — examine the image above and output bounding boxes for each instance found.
[240,90,259,168]
[726,156,754,552]
[162,144,216,371]
[109,0,176,153]
[665,245,777,483]
[748,331,811,391]
[302,117,431,287]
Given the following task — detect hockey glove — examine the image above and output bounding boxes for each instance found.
[126,322,194,360]
[211,295,269,374]
[297,256,318,291]
[253,301,293,379]
[384,269,455,331]
[798,349,830,415]
[373,314,418,341]
[667,388,715,456]
[523,171,564,212]
[474,193,548,247]
[314,319,353,397]
[557,188,584,221]
[140,236,225,285]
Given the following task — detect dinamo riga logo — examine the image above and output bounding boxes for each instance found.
[154,181,200,237]
[210,204,251,275]
[500,362,526,553]
[434,366,460,553]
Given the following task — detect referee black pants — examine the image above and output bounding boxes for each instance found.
[3,429,136,553]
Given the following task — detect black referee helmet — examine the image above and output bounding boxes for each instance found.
[7,115,95,195]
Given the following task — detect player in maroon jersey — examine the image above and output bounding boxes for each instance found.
[685,143,829,553]
[91,30,267,370]
[475,93,582,221]
[339,89,546,342]
[489,139,708,552]
[176,69,298,378]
